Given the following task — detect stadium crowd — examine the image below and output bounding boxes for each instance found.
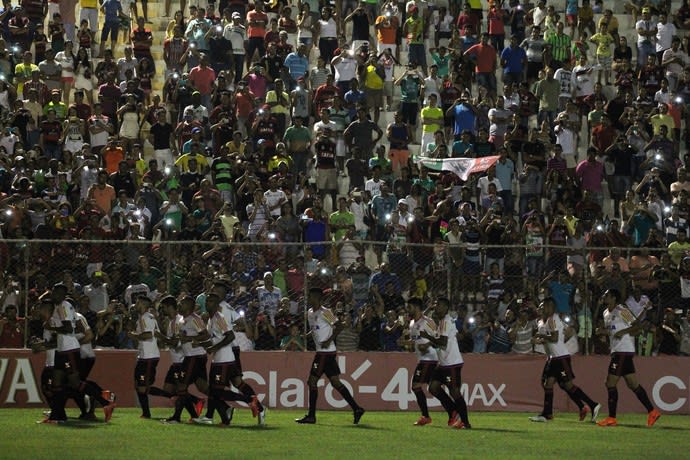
[2,0,690,356]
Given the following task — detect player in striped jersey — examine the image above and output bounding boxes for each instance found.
[127,296,160,419]
[43,285,116,423]
[192,293,266,426]
[31,300,59,419]
[75,309,99,420]
[596,289,661,427]
[529,298,600,423]
[402,297,438,426]
[421,297,471,429]
[296,287,365,425]
[150,296,203,419]
[162,296,210,424]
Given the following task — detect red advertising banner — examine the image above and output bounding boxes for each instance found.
[1,351,690,414]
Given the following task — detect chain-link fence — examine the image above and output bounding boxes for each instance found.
[1,240,688,356]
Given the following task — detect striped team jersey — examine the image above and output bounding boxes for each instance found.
[603,305,636,353]
[167,314,185,364]
[437,314,463,366]
[135,311,160,360]
[543,314,569,358]
[308,307,337,352]
[547,33,571,61]
[43,328,56,367]
[207,311,235,363]
[409,315,438,362]
[220,301,241,347]
[181,313,207,357]
[75,312,95,359]
[53,300,80,352]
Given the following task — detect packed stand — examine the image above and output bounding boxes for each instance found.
[1,0,690,356]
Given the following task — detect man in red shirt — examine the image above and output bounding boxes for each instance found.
[0,305,25,348]
[312,74,342,113]
[131,16,155,72]
[463,33,497,96]
[591,114,618,155]
[188,54,216,109]
[246,0,268,71]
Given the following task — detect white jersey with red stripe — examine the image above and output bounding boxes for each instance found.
[52,300,80,352]
[219,300,241,347]
[207,311,236,363]
[409,315,438,362]
[181,312,207,357]
[135,310,161,360]
[75,312,95,359]
[543,313,570,358]
[43,328,56,367]
[436,314,463,366]
[167,314,185,364]
[604,304,637,353]
[308,306,337,352]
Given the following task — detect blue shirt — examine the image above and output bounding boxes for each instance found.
[453,103,476,136]
[344,89,366,119]
[500,45,527,73]
[371,193,397,226]
[284,52,309,80]
[103,0,122,22]
[494,157,514,189]
[548,280,574,314]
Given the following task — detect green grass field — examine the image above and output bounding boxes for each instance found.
[4,408,690,459]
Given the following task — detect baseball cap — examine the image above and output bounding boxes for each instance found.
[398,198,408,206]
[232,12,241,18]
[192,127,202,133]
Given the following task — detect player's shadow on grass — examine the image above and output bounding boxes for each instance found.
[617,424,690,431]
[341,424,390,431]
[468,427,525,433]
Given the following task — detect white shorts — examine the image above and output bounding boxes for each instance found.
[336,138,346,157]
[154,148,174,167]
[64,139,84,153]
[377,43,397,56]
[564,154,577,169]
[79,8,99,32]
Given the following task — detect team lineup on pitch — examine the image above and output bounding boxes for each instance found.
[32,280,661,429]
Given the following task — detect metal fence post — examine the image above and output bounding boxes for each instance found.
[582,245,589,356]
[23,240,30,348]
[302,242,309,346]
[165,241,172,294]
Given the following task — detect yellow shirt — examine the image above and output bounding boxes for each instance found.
[266,90,290,115]
[590,32,614,57]
[81,0,99,8]
[420,106,443,133]
[14,63,38,95]
[650,113,676,139]
[364,65,384,90]
[175,152,209,172]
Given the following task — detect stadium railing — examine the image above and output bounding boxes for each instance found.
[1,238,681,354]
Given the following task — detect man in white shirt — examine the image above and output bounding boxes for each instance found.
[313,107,338,141]
[476,167,503,205]
[420,297,471,429]
[83,272,109,313]
[636,7,657,70]
[128,296,160,419]
[662,37,688,91]
[263,178,287,219]
[529,298,600,423]
[331,46,359,93]
[655,11,676,62]
[596,289,661,427]
[295,287,365,424]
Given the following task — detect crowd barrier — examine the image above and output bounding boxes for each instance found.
[1,350,689,414]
